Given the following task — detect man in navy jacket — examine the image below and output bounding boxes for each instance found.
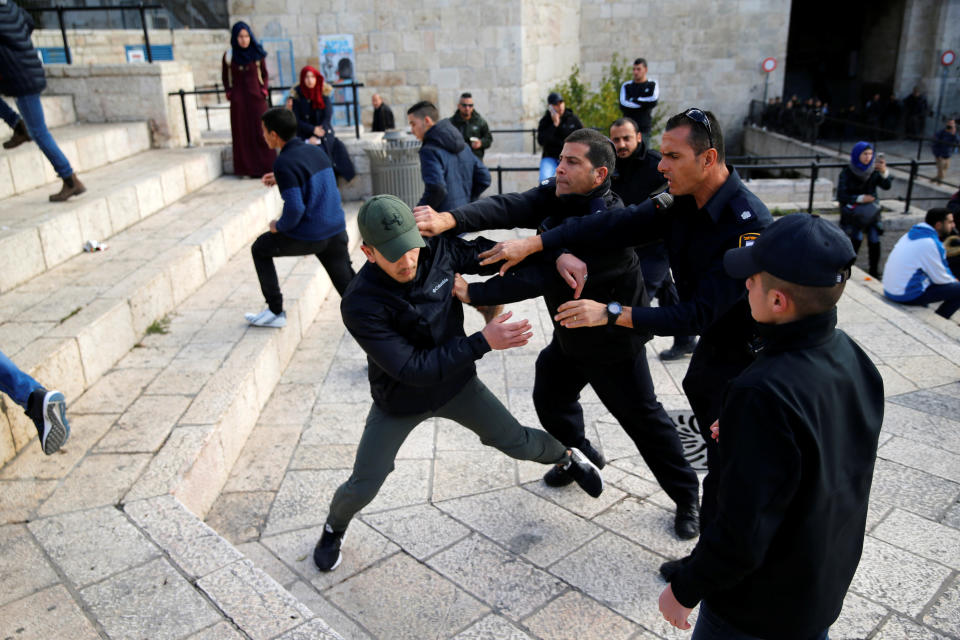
[245,107,355,328]
[408,101,490,212]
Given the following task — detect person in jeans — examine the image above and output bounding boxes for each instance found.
[245,107,355,328]
[883,207,960,318]
[312,195,604,572]
[0,0,84,201]
[0,349,70,455]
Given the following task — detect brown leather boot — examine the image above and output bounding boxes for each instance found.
[49,174,86,202]
[3,119,31,149]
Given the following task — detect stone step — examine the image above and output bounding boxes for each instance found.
[0,175,284,464]
[0,207,360,639]
[0,145,222,293]
[39,94,77,129]
[0,121,150,199]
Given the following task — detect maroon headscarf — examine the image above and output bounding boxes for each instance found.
[299,66,326,110]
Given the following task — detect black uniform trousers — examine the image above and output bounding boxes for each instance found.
[533,338,699,508]
[251,230,355,314]
[681,337,756,528]
[637,246,694,347]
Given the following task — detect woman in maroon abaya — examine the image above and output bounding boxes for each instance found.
[222,22,274,177]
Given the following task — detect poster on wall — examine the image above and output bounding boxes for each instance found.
[319,34,355,128]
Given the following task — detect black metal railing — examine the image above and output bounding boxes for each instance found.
[32,3,167,64]
[169,82,365,145]
[489,158,938,214]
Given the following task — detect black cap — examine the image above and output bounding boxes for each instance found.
[547,92,563,105]
[723,213,856,286]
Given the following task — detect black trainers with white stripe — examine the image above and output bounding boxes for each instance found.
[313,523,346,571]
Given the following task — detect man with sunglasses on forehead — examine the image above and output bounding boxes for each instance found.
[475,109,773,567]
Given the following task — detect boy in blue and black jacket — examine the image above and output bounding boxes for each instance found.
[245,107,355,327]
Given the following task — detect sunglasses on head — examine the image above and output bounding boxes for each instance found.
[683,108,714,151]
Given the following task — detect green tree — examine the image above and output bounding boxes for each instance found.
[551,54,667,146]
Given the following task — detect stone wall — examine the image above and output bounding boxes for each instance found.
[32,29,228,88]
[44,62,200,148]
[578,0,791,150]
[894,0,960,133]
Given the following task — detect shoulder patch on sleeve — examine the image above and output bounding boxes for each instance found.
[739,232,760,247]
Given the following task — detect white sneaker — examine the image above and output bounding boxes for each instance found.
[245,308,287,328]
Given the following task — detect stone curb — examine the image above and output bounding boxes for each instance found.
[0,146,223,293]
[0,121,150,200]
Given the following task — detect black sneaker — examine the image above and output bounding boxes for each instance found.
[26,389,70,455]
[564,448,604,498]
[674,503,700,540]
[313,523,345,571]
[659,339,697,361]
[542,442,605,487]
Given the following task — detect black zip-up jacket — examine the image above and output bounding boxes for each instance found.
[611,141,665,206]
[451,178,650,360]
[671,309,884,639]
[340,235,500,415]
[449,109,493,159]
[538,168,771,346]
[537,109,583,160]
[0,1,46,97]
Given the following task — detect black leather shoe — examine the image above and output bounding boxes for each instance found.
[659,339,697,361]
[659,557,686,582]
[543,441,605,487]
[674,503,700,540]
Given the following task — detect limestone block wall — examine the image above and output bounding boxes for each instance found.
[578,0,791,149]
[44,62,200,148]
[894,0,960,133]
[32,29,228,88]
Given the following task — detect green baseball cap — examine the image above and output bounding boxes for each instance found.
[357,195,426,262]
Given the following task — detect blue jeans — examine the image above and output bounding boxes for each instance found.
[692,602,829,640]
[841,222,879,245]
[0,96,20,129]
[14,93,73,179]
[539,156,558,181]
[0,350,41,408]
[905,282,960,319]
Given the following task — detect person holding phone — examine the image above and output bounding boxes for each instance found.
[837,142,892,278]
[537,92,583,180]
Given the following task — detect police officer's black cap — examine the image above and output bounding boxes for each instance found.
[723,213,856,287]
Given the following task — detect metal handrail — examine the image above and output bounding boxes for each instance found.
[168,82,366,145]
[489,159,940,213]
[31,3,167,64]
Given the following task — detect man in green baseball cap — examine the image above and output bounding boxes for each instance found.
[313,194,605,572]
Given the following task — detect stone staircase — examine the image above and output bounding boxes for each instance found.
[0,92,359,639]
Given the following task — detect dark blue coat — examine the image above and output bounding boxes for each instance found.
[0,1,46,97]
[417,118,490,211]
[273,138,346,242]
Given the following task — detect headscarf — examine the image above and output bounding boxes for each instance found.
[230,21,267,66]
[298,66,326,110]
[849,141,875,180]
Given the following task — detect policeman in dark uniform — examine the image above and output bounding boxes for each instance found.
[414,128,701,539]
[477,109,773,568]
[609,116,696,360]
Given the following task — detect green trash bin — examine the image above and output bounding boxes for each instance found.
[365,132,424,209]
